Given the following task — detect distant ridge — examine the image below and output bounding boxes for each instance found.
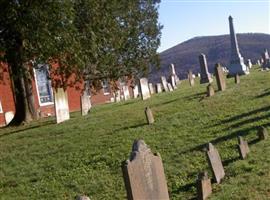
[148,33,270,83]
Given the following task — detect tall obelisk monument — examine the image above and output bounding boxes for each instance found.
[228,16,248,76]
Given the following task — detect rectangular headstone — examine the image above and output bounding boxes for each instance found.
[148,83,155,94]
[167,83,173,92]
[237,136,250,159]
[197,171,212,200]
[115,90,121,102]
[145,107,154,124]
[188,70,195,87]
[257,126,268,140]
[206,143,225,184]
[80,91,91,116]
[206,84,215,97]
[133,85,139,98]
[215,63,226,91]
[123,85,130,100]
[156,83,162,93]
[161,76,169,92]
[170,63,176,75]
[54,88,70,123]
[122,140,170,200]
[139,78,151,100]
[171,75,177,89]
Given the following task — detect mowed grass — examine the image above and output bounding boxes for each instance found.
[1,66,270,200]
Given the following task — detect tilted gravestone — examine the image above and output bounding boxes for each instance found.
[237,136,250,159]
[123,85,130,100]
[207,84,215,97]
[206,143,225,184]
[235,74,240,84]
[215,63,226,91]
[156,83,163,93]
[148,83,155,94]
[4,111,14,125]
[145,107,154,124]
[257,126,268,140]
[161,76,169,92]
[54,88,70,123]
[197,171,212,200]
[167,83,173,92]
[139,78,151,100]
[80,91,91,116]
[199,53,213,84]
[171,75,177,89]
[188,70,195,87]
[122,140,170,200]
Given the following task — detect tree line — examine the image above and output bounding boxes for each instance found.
[0,0,162,124]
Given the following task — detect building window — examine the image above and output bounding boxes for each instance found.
[0,100,3,113]
[34,64,54,106]
[102,80,110,95]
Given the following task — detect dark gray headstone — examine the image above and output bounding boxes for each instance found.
[199,54,213,84]
[215,63,226,91]
[257,126,268,140]
[207,84,215,97]
[206,143,225,184]
[145,107,154,124]
[197,171,212,200]
[122,140,170,200]
[237,136,250,159]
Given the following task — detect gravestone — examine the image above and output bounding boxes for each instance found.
[235,74,240,84]
[167,83,173,92]
[54,88,70,123]
[161,76,169,92]
[215,63,226,91]
[257,126,268,140]
[171,75,177,89]
[188,70,195,87]
[261,49,270,69]
[228,16,249,76]
[123,85,130,100]
[199,53,213,84]
[207,84,215,97]
[257,60,261,66]
[4,111,14,125]
[175,75,180,85]
[0,100,2,113]
[206,143,225,184]
[148,83,155,94]
[80,91,91,116]
[170,63,176,75]
[122,140,170,200]
[76,195,90,200]
[133,85,139,98]
[156,83,162,93]
[145,107,154,124]
[247,59,252,69]
[115,90,121,102]
[237,136,250,159]
[197,171,212,200]
[139,78,151,100]
[110,97,115,103]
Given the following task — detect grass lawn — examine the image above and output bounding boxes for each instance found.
[1,66,270,200]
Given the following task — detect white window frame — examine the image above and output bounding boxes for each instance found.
[33,64,54,106]
[0,99,3,113]
[102,80,111,95]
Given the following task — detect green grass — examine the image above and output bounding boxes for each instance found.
[1,66,270,200]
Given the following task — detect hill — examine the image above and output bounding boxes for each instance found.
[149,33,270,82]
[1,67,270,199]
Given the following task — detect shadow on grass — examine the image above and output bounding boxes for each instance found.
[0,120,54,138]
[222,156,239,167]
[112,123,147,132]
[151,98,181,108]
[182,92,206,101]
[255,88,270,98]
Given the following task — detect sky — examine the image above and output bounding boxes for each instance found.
[158,0,270,52]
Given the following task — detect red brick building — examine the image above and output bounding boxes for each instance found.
[0,63,133,127]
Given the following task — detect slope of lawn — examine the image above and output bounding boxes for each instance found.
[1,66,270,200]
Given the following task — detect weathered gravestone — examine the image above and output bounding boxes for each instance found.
[156,83,163,93]
[261,49,270,69]
[161,76,169,92]
[197,171,212,200]
[170,64,178,88]
[54,88,70,123]
[207,84,215,97]
[170,75,177,89]
[215,63,226,91]
[145,107,154,124]
[123,85,130,100]
[167,83,173,92]
[80,91,91,116]
[199,53,213,84]
[188,70,195,87]
[4,111,14,125]
[139,78,151,100]
[247,59,252,69]
[133,85,139,99]
[115,90,121,102]
[170,63,176,75]
[148,83,155,94]
[76,195,90,200]
[235,74,240,84]
[257,126,268,140]
[206,143,225,184]
[122,140,170,200]
[237,136,250,159]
